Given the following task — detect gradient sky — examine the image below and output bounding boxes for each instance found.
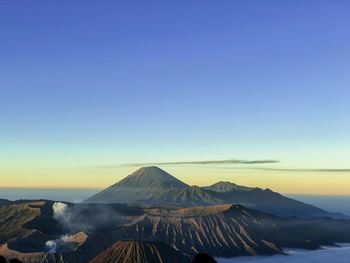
[0,1,350,195]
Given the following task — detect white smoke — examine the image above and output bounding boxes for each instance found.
[52,202,92,232]
[45,240,57,253]
[53,202,68,220]
[48,202,95,253]
[45,235,73,253]
[51,201,125,234]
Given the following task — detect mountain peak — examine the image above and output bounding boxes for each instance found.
[84,166,189,204]
[127,166,167,178]
[203,181,252,193]
[120,166,188,188]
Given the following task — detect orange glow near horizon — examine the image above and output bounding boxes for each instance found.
[1,166,350,196]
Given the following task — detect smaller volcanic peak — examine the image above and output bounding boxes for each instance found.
[117,166,188,189]
[89,240,191,263]
[203,181,252,193]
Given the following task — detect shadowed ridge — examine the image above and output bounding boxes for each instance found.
[153,185,222,207]
[202,181,252,192]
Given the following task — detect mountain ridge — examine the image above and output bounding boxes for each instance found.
[202,181,252,192]
[85,166,347,219]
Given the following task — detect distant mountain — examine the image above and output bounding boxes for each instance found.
[85,166,346,219]
[203,182,347,218]
[85,166,188,204]
[89,240,191,263]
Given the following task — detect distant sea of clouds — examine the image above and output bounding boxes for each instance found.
[288,194,350,216]
[0,188,100,203]
[216,244,350,263]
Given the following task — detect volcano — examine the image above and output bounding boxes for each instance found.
[85,166,189,204]
[85,167,346,219]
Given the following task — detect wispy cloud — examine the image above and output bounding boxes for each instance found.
[122,159,279,167]
[247,167,350,173]
[95,159,350,173]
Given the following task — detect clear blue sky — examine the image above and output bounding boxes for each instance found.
[0,1,350,191]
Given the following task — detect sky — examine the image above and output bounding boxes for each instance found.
[0,1,350,195]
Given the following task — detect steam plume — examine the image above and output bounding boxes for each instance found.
[53,202,68,220]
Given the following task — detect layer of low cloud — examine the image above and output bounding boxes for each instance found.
[216,244,350,263]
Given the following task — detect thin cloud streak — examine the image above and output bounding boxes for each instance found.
[95,160,350,173]
[122,159,279,167]
[249,168,350,173]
